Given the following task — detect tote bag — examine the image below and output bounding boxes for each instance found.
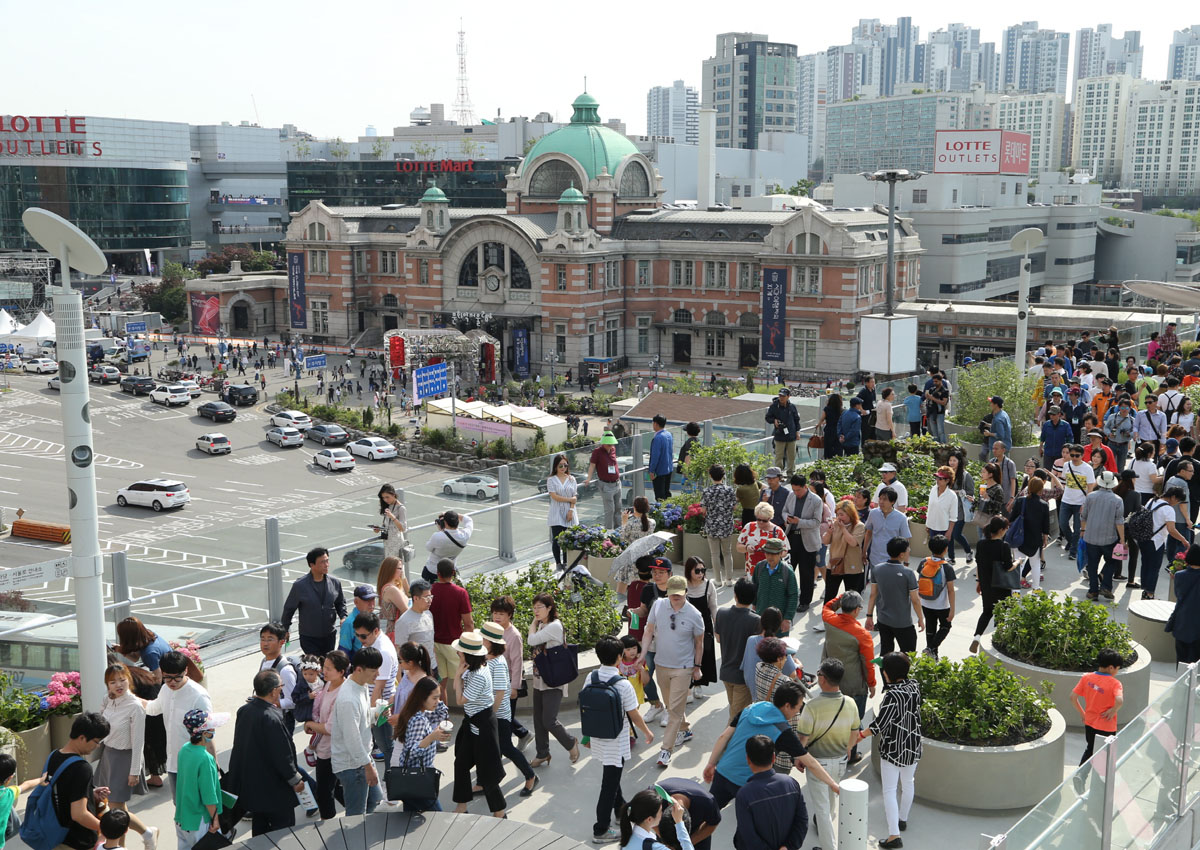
[533,644,579,688]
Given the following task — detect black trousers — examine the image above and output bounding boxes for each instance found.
[251,808,295,837]
[1079,724,1112,765]
[594,761,626,837]
[878,623,917,655]
[823,572,866,606]
[652,474,672,500]
[497,717,534,781]
[299,633,336,656]
[315,756,339,821]
[974,587,1013,636]
[790,540,817,609]
[508,698,529,738]
[922,606,952,650]
[549,524,569,568]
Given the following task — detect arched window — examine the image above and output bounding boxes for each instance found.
[458,249,478,287]
[425,209,433,227]
[619,162,650,197]
[438,210,446,228]
[306,222,327,241]
[510,252,532,289]
[739,312,759,328]
[674,309,693,324]
[705,311,726,326]
[795,233,822,254]
[381,294,398,307]
[529,160,579,197]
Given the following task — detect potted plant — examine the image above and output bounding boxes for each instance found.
[0,671,50,781]
[680,439,769,493]
[554,525,624,586]
[903,505,930,558]
[871,654,1065,809]
[1168,556,1186,602]
[945,359,1040,464]
[46,671,82,748]
[680,502,708,563]
[981,592,1151,728]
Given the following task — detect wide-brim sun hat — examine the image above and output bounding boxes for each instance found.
[479,621,505,644]
[451,630,488,656]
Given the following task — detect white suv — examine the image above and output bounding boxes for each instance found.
[115,479,191,511]
[150,385,191,406]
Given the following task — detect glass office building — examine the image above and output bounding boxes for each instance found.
[287,160,512,212]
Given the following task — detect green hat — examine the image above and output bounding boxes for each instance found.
[600,431,618,445]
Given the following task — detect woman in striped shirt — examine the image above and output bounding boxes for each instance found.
[481,622,538,796]
[390,676,449,812]
[451,630,507,818]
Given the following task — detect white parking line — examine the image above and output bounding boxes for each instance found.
[0,476,20,481]
[227,481,264,487]
[295,489,330,495]
[0,490,16,495]
[176,533,219,541]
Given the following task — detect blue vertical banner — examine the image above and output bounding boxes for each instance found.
[513,327,530,378]
[287,252,307,329]
[761,267,787,362]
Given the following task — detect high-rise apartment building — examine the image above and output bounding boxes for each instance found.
[1071,75,1135,185]
[702,32,798,149]
[646,81,699,144]
[1002,22,1070,95]
[797,52,827,168]
[995,93,1066,176]
[1168,27,1200,81]
[824,92,973,174]
[1123,79,1200,197]
[1074,24,1142,88]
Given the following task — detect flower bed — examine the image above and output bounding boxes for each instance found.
[555,525,623,558]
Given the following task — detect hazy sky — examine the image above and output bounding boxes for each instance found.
[4,1,1189,139]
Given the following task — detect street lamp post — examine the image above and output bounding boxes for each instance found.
[862,169,923,316]
[1010,228,1046,370]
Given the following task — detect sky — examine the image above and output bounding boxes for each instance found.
[3,0,1190,140]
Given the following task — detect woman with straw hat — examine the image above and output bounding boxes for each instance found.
[450,630,506,818]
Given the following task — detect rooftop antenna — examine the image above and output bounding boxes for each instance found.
[251,94,260,125]
[454,20,475,126]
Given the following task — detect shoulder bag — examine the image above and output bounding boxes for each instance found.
[991,549,1022,590]
[808,434,825,450]
[533,639,579,688]
[385,732,442,801]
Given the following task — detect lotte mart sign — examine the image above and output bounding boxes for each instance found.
[933,130,1030,176]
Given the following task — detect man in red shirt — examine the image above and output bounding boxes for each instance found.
[585,431,622,528]
[429,558,474,702]
[1082,429,1117,474]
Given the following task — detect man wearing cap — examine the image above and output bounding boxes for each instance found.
[871,464,909,510]
[923,374,949,443]
[1104,396,1136,470]
[1083,430,1117,475]
[838,397,865,456]
[641,575,705,769]
[228,670,307,835]
[1062,387,1089,443]
[338,585,376,660]
[761,467,789,529]
[631,557,673,723]
[586,432,623,529]
[1091,377,1115,421]
[982,396,1012,458]
[176,709,228,846]
[1134,395,1168,455]
[1039,405,1074,462]
[751,539,799,637]
[765,387,802,475]
[1080,471,1127,601]
[331,646,385,815]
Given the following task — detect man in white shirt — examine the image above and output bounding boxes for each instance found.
[422,510,474,582]
[1057,445,1096,565]
[353,611,398,764]
[331,645,383,816]
[872,464,909,509]
[258,622,296,722]
[393,578,437,677]
[143,650,211,795]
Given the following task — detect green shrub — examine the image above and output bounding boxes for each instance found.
[387,423,401,437]
[992,592,1137,672]
[949,359,1039,446]
[362,408,373,428]
[0,670,46,732]
[911,654,1053,746]
[462,560,621,656]
[681,439,770,488]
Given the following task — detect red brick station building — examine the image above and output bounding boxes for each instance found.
[187,93,921,381]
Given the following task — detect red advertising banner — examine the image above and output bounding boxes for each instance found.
[934,130,1031,175]
[190,294,220,335]
[389,336,405,368]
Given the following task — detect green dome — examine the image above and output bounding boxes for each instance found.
[558,185,587,205]
[419,185,448,203]
[521,92,639,185]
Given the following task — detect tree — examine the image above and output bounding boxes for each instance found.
[522,136,540,156]
[370,136,391,161]
[411,141,436,159]
[785,179,815,197]
[292,139,312,160]
[459,138,483,158]
[329,137,350,160]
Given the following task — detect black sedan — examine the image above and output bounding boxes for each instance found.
[196,401,237,422]
[119,375,155,395]
[342,542,384,572]
[307,424,350,446]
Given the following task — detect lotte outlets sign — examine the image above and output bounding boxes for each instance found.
[933,130,1031,175]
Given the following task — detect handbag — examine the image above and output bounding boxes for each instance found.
[807,434,824,450]
[533,643,579,688]
[991,557,1021,590]
[385,762,442,802]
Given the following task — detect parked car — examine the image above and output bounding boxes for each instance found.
[47,375,61,390]
[347,437,396,461]
[313,448,355,471]
[115,479,191,511]
[120,375,155,395]
[270,410,312,430]
[307,424,350,446]
[149,385,191,406]
[342,542,385,572]
[88,364,121,384]
[265,426,304,447]
[443,474,499,500]
[195,433,232,455]
[23,358,57,374]
[225,384,259,406]
[178,379,202,398]
[196,401,236,422]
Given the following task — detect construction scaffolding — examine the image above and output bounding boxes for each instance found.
[0,254,53,322]
[383,327,500,388]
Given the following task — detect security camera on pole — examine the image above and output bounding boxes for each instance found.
[21,208,109,712]
[1010,228,1045,370]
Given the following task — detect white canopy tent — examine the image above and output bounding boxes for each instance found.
[424,398,569,449]
[0,311,14,336]
[1,311,56,349]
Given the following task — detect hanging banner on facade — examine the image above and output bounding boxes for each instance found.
[287,252,306,329]
[190,294,220,335]
[761,267,787,362]
[513,327,530,379]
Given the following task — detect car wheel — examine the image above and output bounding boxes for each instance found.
[116,495,127,507]
[476,490,488,500]
[152,501,163,512]
[443,485,454,495]
[321,436,328,445]
[368,453,375,461]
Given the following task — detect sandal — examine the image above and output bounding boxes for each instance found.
[1020,580,1032,589]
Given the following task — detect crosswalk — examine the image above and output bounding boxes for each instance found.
[0,430,143,470]
[20,576,268,626]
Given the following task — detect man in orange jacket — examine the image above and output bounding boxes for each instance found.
[820,591,876,764]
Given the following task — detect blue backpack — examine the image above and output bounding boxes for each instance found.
[20,753,82,850]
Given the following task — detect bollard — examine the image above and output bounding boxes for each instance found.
[702,419,714,448]
[498,466,515,561]
[837,777,869,850]
[631,431,646,502]
[110,551,131,625]
[265,517,284,620]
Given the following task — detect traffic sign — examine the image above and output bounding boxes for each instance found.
[0,558,69,592]
[414,362,448,402]
[124,321,147,335]
[304,355,326,370]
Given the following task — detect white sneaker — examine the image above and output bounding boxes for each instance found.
[142,826,159,850]
[686,690,695,704]
[643,705,662,723]
[660,713,669,728]
[812,622,825,632]
[656,749,671,768]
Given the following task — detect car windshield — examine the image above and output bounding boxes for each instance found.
[211,437,229,443]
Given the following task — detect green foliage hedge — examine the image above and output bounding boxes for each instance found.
[911,654,1053,746]
[992,592,1137,672]
[949,359,1039,446]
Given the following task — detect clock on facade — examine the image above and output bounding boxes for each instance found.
[485,274,501,292]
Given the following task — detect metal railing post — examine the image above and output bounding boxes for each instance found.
[631,432,646,502]
[1101,735,1118,850]
[497,466,515,562]
[702,419,714,448]
[1178,663,1198,816]
[265,516,284,620]
[110,552,131,625]
[979,834,1006,850]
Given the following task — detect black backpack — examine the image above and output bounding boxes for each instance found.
[1126,498,1164,543]
[579,671,625,740]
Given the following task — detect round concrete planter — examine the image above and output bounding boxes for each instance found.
[1127,599,1176,663]
[907,523,931,559]
[15,721,51,783]
[870,708,1067,810]
[945,418,973,438]
[980,634,1152,729]
[682,531,707,564]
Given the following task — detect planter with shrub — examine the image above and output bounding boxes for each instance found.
[871,654,1065,809]
[947,359,1040,464]
[981,592,1151,728]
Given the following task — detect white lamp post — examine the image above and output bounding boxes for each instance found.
[21,208,109,711]
[862,169,923,315]
[1010,227,1045,369]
